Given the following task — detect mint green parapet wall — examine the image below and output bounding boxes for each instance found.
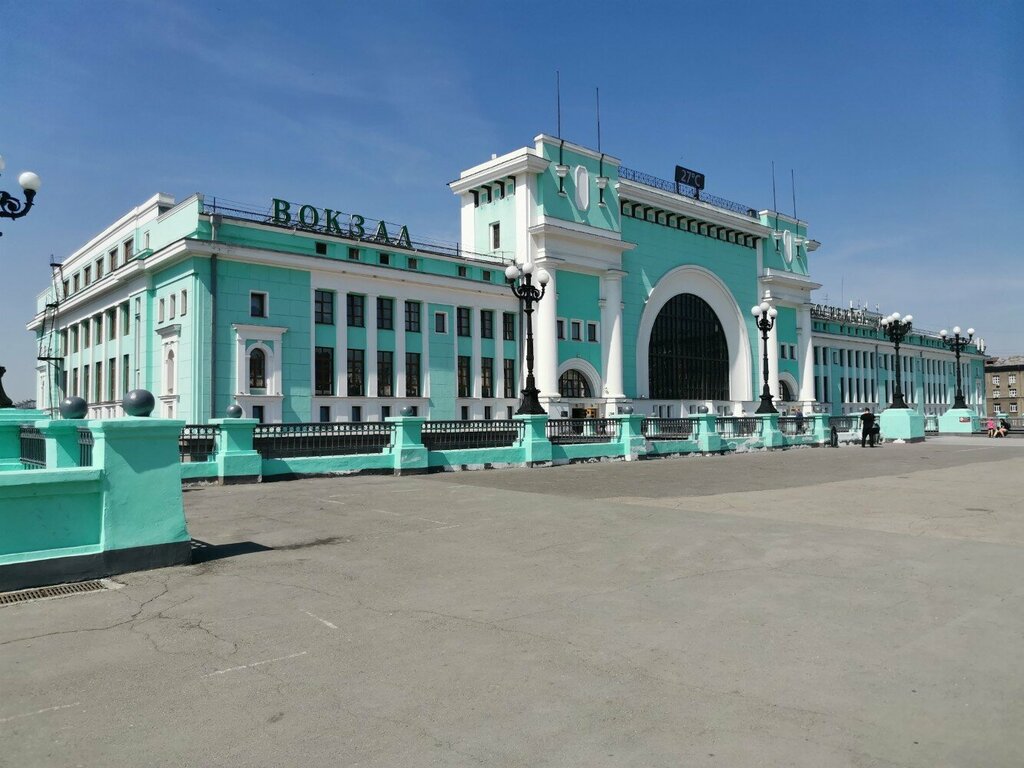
[474,190,517,258]
[619,218,759,397]
[0,469,103,563]
[536,141,619,232]
[758,213,809,276]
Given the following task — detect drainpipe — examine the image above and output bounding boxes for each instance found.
[209,215,221,420]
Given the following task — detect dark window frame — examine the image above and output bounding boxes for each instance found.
[347,294,365,327]
[377,297,394,330]
[377,350,394,397]
[457,355,471,398]
[405,300,421,333]
[347,348,365,396]
[315,346,334,395]
[457,307,471,337]
[314,290,335,325]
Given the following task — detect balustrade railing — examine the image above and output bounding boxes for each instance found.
[19,426,46,470]
[641,417,695,440]
[777,416,807,436]
[714,417,760,438]
[547,418,620,444]
[253,422,394,459]
[421,420,523,451]
[78,428,94,467]
[829,416,856,433]
[180,425,220,462]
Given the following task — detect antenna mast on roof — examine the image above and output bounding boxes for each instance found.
[595,87,601,151]
[791,169,797,221]
[556,71,562,137]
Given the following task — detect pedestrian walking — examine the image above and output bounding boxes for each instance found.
[860,408,876,447]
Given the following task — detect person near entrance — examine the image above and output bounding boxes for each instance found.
[860,408,876,447]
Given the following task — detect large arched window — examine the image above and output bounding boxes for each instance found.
[648,293,729,400]
[559,369,592,399]
[249,348,267,389]
[779,380,794,401]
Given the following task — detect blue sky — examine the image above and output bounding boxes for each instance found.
[1,0,1020,399]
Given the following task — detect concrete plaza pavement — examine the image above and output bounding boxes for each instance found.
[2,437,1024,767]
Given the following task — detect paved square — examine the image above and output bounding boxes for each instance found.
[3,438,1023,767]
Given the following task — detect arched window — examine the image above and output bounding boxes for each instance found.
[249,348,266,389]
[559,369,592,399]
[779,380,794,401]
[648,293,729,400]
[164,350,175,395]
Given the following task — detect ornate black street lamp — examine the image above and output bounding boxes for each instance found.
[750,301,778,414]
[505,262,550,415]
[0,155,41,237]
[880,312,913,409]
[939,325,975,409]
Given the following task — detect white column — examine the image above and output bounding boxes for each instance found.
[395,315,406,398]
[534,261,559,399]
[366,294,377,398]
[601,270,626,400]
[460,195,475,254]
[514,173,533,266]
[336,301,347,399]
[767,317,780,401]
[798,305,815,404]
[471,305,482,400]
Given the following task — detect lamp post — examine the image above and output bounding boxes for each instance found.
[505,262,550,415]
[939,326,975,409]
[750,301,778,414]
[0,155,41,237]
[879,312,913,409]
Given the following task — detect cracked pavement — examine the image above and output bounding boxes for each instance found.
[2,437,1023,767]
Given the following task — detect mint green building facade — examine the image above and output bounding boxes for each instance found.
[29,134,985,423]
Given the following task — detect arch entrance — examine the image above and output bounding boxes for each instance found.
[648,293,730,400]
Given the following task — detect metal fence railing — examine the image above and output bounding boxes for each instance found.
[180,425,220,463]
[546,418,620,445]
[78,428,94,467]
[19,426,46,470]
[641,418,695,440]
[253,422,394,459]
[777,416,808,436]
[829,416,856,432]
[421,420,523,451]
[714,417,759,438]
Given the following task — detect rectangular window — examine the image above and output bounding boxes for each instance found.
[504,359,516,398]
[347,349,365,396]
[72,367,79,397]
[490,222,500,250]
[250,291,267,318]
[484,405,492,420]
[107,310,116,341]
[814,347,819,365]
[408,257,418,270]
[434,312,447,334]
[481,357,494,398]
[457,307,471,337]
[71,326,79,351]
[379,253,390,266]
[480,310,494,339]
[82,320,91,349]
[381,405,391,419]
[377,351,394,397]
[587,322,598,342]
[507,405,514,419]
[557,319,565,340]
[458,265,468,278]
[62,279,70,297]
[123,238,133,263]
[458,355,471,397]
[1010,375,1017,385]
[377,297,394,330]
[73,274,80,293]
[482,270,491,282]
[169,294,176,320]
[123,354,130,394]
[59,329,68,356]
[315,346,334,395]
[406,352,421,397]
[96,259,104,280]
[351,405,362,422]
[503,312,516,341]
[181,290,187,317]
[571,321,582,341]
[347,294,365,327]
[94,316,102,345]
[319,405,331,423]
[348,247,360,260]
[94,361,103,402]
[405,301,421,332]
[251,405,265,424]
[315,241,327,255]
[461,405,469,421]
[84,266,92,285]
[314,290,334,324]
[120,303,130,336]
[109,248,118,272]
[107,357,116,400]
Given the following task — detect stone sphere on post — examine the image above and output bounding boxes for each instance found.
[59,396,88,419]
[399,406,413,417]
[226,403,244,419]
[621,405,633,415]
[123,389,155,417]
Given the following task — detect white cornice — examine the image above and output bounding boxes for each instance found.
[533,134,622,166]
[528,221,636,255]
[58,193,178,269]
[759,210,807,228]
[759,269,822,291]
[618,180,770,236]
[449,149,550,194]
[232,323,288,339]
